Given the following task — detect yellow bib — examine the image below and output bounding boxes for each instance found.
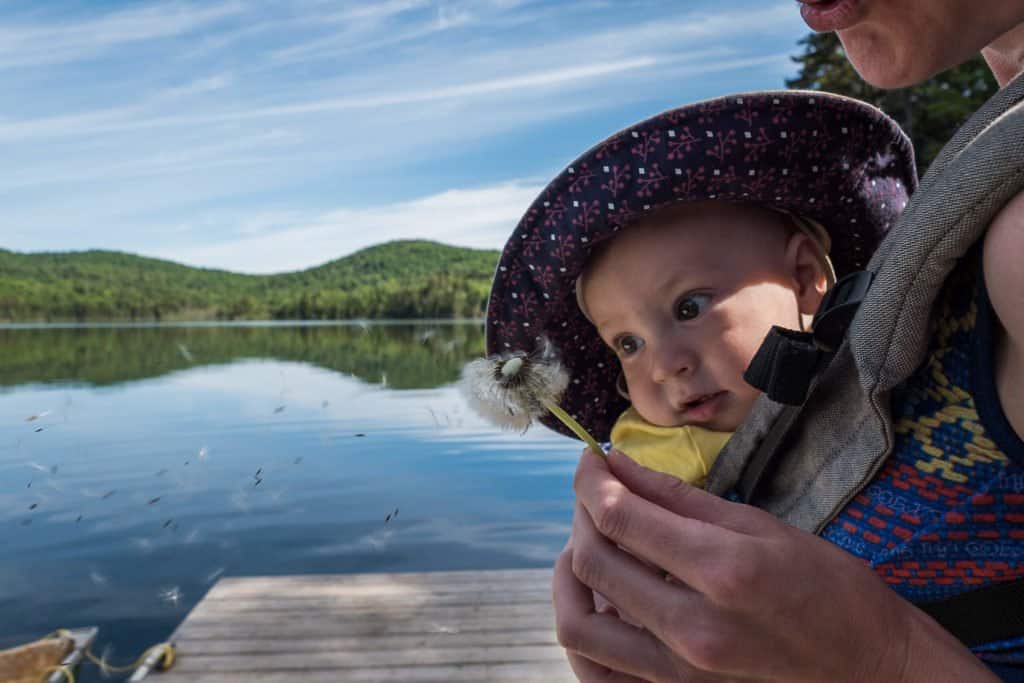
[610,406,732,486]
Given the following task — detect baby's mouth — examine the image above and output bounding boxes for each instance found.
[677,391,727,424]
[682,391,723,410]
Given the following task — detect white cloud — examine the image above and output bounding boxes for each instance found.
[0,129,301,193]
[0,1,810,270]
[270,0,437,63]
[0,2,245,70]
[0,4,800,143]
[0,56,660,142]
[268,0,542,64]
[150,73,235,102]
[151,180,542,274]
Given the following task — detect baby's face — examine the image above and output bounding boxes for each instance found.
[581,202,814,432]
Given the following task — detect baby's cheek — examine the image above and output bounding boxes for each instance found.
[724,387,765,430]
[732,378,763,414]
[627,383,675,427]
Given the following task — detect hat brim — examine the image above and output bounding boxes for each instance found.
[486,90,917,442]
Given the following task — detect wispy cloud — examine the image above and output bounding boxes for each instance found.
[0,1,810,269]
[270,0,436,63]
[0,2,244,70]
[150,73,235,102]
[268,0,541,65]
[0,55,670,143]
[152,180,543,273]
[0,46,783,144]
[0,129,301,193]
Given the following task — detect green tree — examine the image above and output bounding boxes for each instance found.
[787,32,997,173]
[0,241,500,323]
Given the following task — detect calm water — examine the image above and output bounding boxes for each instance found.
[0,322,578,681]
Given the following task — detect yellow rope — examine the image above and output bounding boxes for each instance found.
[83,642,177,674]
[41,629,176,677]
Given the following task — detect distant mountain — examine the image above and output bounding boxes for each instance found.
[0,240,501,322]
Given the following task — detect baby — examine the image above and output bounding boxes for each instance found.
[576,200,833,484]
[484,90,917,485]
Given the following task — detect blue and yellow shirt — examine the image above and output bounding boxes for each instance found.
[824,250,1024,666]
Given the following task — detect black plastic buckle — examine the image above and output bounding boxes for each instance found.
[743,326,820,406]
[812,270,875,352]
[744,270,875,406]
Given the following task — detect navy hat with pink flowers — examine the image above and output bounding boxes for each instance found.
[485,90,917,442]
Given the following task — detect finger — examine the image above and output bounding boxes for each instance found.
[606,449,777,535]
[566,516,759,682]
[569,501,721,648]
[553,546,673,681]
[574,454,752,597]
[566,650,650,683]
[571,498,681,602]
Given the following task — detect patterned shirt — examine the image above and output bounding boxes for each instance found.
[824,250,1024,671]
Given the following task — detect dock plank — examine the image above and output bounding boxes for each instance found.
[148,661,575,682]
[173,630,561,655]
[148,568,577,682]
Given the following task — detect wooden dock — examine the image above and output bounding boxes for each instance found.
[144,568,576,682]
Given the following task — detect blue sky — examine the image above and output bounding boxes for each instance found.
[1,1,813,274]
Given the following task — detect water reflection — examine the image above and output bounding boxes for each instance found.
[0,321,486,389]
[0,323,577,682]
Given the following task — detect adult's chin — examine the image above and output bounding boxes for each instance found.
[837,13,1001,89]
[837,26,942,89]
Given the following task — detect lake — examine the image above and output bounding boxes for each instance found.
[0,322,578,681]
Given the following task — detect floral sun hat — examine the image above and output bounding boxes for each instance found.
[485,90,917,442]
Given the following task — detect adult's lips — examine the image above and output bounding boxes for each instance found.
[796,0,865,33]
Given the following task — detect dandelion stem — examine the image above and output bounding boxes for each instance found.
[542,399,604,456]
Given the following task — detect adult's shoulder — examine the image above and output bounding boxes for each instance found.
[982,188,1024,438]
[982,188,1024,302]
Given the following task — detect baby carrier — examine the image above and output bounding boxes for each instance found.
[706,75,1024,648]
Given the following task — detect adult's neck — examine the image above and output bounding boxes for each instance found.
[983,22,1024,87]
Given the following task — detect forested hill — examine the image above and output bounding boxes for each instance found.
[0,240,501,322]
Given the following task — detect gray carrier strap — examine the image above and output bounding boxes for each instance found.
[706,74,1024,534]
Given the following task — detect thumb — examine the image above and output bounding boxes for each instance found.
[606,449,776,535]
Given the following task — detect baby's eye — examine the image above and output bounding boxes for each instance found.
[675,293,711,321]
[614,334,645,356]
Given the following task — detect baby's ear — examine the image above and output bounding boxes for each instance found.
[784,231,829,316]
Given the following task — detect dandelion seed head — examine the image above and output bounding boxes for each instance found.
[501,357,523,377]
[460,337,569,432]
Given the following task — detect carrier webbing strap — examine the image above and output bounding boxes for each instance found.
[735,404,801,503]
[739,271,874,502]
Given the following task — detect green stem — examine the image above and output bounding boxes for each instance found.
[542,399,605,456]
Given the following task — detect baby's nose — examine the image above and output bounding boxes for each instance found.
[650,342,696,383]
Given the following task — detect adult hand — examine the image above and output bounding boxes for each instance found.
[552,449,999,682]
